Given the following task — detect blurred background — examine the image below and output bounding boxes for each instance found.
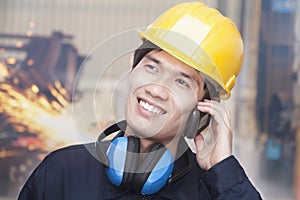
[0,0,299,199]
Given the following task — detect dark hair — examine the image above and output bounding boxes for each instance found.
[132,40,161,68]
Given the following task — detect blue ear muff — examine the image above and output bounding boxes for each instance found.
[105,136,137,187]
[135,146,174,195]
[105,136,174,195]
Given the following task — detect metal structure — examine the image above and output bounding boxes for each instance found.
[0,32,85,195]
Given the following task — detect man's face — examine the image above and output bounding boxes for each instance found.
[125,50,205,143]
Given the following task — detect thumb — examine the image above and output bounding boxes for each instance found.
[194,134,205,153]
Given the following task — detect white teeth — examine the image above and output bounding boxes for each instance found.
[139,100,165,115]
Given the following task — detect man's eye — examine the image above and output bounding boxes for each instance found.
[145,64,158,72]
[176,79,190,88]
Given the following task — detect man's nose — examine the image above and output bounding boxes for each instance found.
[144,84,169,101]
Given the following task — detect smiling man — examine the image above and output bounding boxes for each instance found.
[125,50,205,156]
[19,2,262,200]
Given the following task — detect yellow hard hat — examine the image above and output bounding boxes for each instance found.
[138,2,244,99]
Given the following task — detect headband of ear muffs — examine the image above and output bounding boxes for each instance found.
[99,133,174,195]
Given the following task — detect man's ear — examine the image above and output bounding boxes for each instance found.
[203,80,220,101]
[200,85,211,102]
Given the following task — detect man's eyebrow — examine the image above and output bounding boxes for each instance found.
[180,72,192,79]
[179,71,201,88]
[145,54,161,64]
[180,71,196,82]
[145,54,201,86]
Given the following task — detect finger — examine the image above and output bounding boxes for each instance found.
[198,100,221,109]
[208,100,231,119]
[197,101,231,129]
[199,100,227,114]
[198,100,230,120]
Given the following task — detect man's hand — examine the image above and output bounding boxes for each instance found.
[194,100,233,170]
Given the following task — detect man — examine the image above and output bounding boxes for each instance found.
[19,2,262,199]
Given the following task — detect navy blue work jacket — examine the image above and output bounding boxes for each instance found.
[18,143,262,200]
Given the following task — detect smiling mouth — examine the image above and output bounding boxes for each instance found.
[138,98,167,115]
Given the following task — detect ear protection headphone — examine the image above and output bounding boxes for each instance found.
[95,122,174,195]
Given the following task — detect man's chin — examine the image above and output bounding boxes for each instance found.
[134,128,165,139]
[126,120,165,139]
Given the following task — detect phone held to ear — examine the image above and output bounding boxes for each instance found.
[185,108,211,139]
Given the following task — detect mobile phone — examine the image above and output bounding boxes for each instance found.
[185,108,211,139]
